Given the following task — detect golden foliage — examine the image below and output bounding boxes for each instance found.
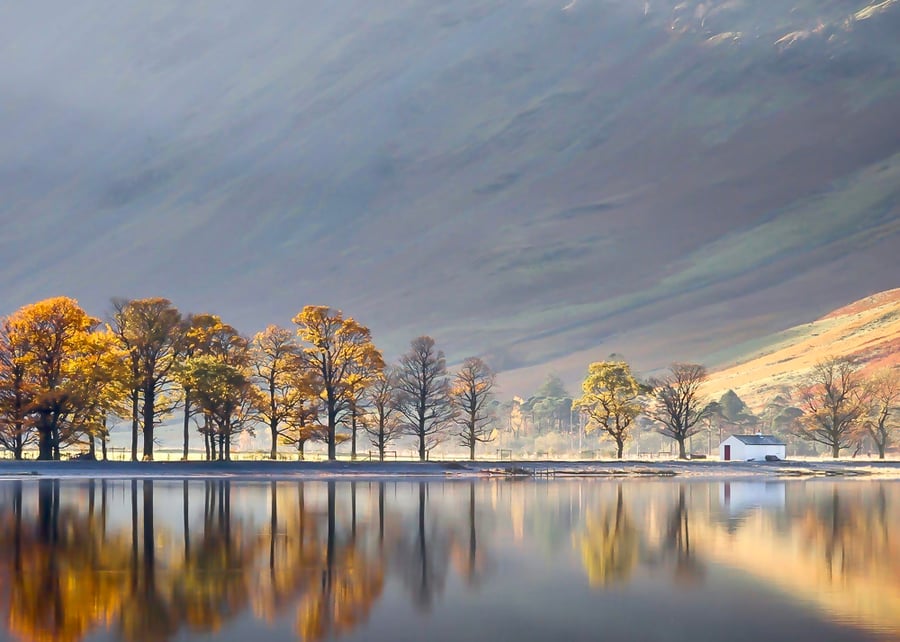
[574,361,646,457]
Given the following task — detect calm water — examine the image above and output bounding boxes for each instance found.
[0,478,897,642]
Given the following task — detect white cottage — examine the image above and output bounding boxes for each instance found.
[719,434,786,462]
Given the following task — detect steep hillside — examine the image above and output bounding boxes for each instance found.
[1,0,899,382]
[704,288,900,408]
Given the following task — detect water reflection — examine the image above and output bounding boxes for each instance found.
[0,479,898,641]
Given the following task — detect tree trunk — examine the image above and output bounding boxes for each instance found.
[270,419,278,460]
[101,434,108,462]
[617,439,624,459]
[832,442,840,459]
[298,440,305,461]
[470,438,475,461]
[13,424,23,460]
[183,389,191,461]
[52,426,60,460]
[88,434,96,460]
[37,426,53,461]
[677,437,687,460]
[879,445,886,460]
[142,383,155,461]
[210,430,217,461]
[131,389,140,462]
[351,407,358,461]
[327,402,337,461]
[419,419,427,462]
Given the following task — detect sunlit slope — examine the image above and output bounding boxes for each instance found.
[704,288,900,407]
[0,0,898,376]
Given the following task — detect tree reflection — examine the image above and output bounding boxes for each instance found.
[294,481,385,641]
[3,479,900,641]
[118,481,179,642]
[794,483,899,585]
[4,480,130,642]
[394,482,452,611]
[175,480,253,633]
[577,484,639,587]
[664,485,704,585]
[451,483,489,586]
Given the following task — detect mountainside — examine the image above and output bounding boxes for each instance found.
[704,288,900,408]
[1,0,899,389]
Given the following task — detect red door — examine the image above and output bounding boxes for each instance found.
[724,445,731,461]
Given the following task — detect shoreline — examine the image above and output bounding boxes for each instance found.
[3,459,900,481]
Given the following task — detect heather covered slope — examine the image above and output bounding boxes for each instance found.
[703,289,900,408]
[1,0,899,383]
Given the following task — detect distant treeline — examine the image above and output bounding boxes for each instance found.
[0,297,896,462]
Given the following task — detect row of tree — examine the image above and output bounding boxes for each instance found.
[1,296,895,462]
[571,357,899,459]
[0,297,498,461]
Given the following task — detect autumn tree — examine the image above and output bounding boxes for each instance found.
[178,322,252,461]
[0,318,35,459]
[177,313,224,459]
[647,363,710,460]
[451,357,496,460]
[280,409,323,460]
[250,325,304,460]
[64,329,129,460]
[364,370,403,461]
[277,366,324,460]
[795,357,869,459]
[293,306,382,461]
[111,298,184,461]
[181,356,255,461]
[396,336,455,461]
[110,298,143,461]
[575,361,646,459]
[5,297,99,460]
[866,369,899,459]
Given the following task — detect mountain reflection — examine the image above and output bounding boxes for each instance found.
[1,479,900,641]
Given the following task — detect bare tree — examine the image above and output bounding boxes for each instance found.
[795,357,869,459]
[365,369,403,461]
[396,336,455,461]
[452,357,496,461]
[648,363,710,459]
[865,368,899,459]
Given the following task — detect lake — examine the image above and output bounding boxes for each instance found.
[0,478,897,642]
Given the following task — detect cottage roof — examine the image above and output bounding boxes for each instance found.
[732,434,785,446]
